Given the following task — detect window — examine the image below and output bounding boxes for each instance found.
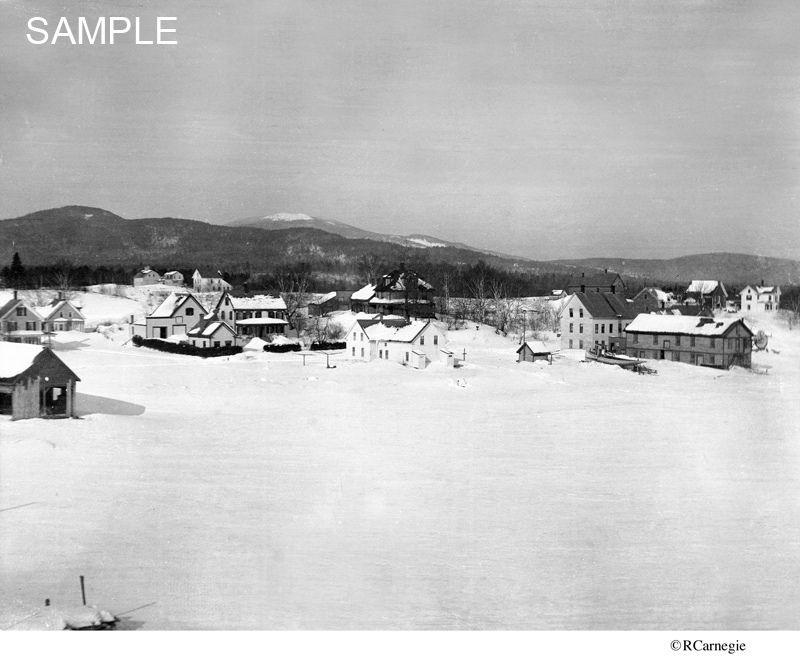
[569,323,573,333]
[579,340,584,349]
[633,334,638,344]
[618,323,622,333]
[433,335,438,345]
[579,324,583,333]
[225,341,232,346]
[186,307,194,316]
[361,333,364,341]
[676,336,681,346]
[594,324,598,334]
[379,350,383,358]
[352,347,355,356]
[405,352,409,362]
[26,322,36,330]
[601,324,605,334]
[255,311,262,318]
[569,308,574,318]
[352,332,356,340]
[16,307,26,316]
[579,308,584,318]
[569,339,573,348]
[672,352,679,362]
[360,348,364,357]
[214,341,220,347]
[385,350,389,359]
[420,336,425,346]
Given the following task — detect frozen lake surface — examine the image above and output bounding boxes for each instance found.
[1,312,798,629]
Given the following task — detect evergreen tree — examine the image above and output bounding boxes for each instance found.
[8,252,26,288]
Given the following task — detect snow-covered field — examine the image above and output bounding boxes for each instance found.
[1,305,798,630]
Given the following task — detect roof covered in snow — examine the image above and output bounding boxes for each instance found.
[309,291,337,305]
[567,292,640,320]
[220,294,286,311]
[625,314,752,337]
[187,312,235,337]
[687,280,727,296]
[516,340,556,354]
[351,284,376,302]
[357,319,436,343]
[149,292,206,318]
[0,342,45,378]
[35,299,85,321]
[163,270,183,277]
[0,297,43,320]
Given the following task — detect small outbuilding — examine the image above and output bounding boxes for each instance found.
[0,343,80,420]
[517,340,556,364]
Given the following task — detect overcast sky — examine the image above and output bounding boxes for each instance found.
[1,0,798,260]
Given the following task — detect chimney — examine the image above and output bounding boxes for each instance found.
[58,290,64,301]
[13,290,17,299]
[761,279,764,286]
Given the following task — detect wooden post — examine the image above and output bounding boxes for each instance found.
[80,575,86,605]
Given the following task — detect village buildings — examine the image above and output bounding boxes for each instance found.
[565,270,626,295]
[192,269,232,293]
[186,312,237,348]
[632,287,677,313]
[350,268,436,318]
[740,283,781,313]
[686,280,728,311]
[346,318,446,368]
[133,267,161,287]
[308,291,354,316]
[143,291,208,339]
[558,291,640,351]
[0,342,80,420]
[0,292,44,344]
[213,292,288,340]
[163,270,185,286]
[36,293,86,333]
[517,340,556,364]
[624,314,752,368]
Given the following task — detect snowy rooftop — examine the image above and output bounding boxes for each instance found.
[687,280,723,294]
[351,284,376,302]
[227,295,286,311]
[625,314,750,337]
[164,270,182,277]
[363,320,430,342]
[309,292,337,305]
[150,292,204,318]
[517,340,556,354]
[0,342,45,378]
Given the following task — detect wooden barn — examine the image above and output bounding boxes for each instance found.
[0,343,80,420]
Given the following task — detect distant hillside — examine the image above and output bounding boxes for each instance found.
[228,212,485,253]
[0,206,570,277]
[553,253,800,287]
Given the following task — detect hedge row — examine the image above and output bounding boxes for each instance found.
[131,335,243,358]
[309,341,346,351]
[262,344,301,353]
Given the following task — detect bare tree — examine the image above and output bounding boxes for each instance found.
[466,272,488,324]
[276,265,312,330]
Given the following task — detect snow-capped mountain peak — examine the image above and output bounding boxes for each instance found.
[261,212,315,222]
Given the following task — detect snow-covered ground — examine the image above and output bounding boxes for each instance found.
[1,306,798,630]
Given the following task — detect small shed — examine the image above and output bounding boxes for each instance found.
[517,340,555,364]
[0,343,80,420]
[440,349,456,367]
[409,350,428,370]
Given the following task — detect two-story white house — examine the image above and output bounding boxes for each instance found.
[558,291,640,352]
[214,292,288,340]
[346,318,446,368]
[0,292,45,344]
[740,283,781,313]
[192,269,232,293]
[187,312,238,348]
[163,270,185,287]
[144,292,207,339]
[36,294,86,332]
